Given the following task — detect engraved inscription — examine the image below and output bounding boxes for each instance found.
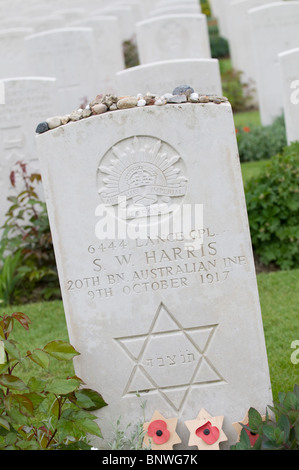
[65,227,250,300]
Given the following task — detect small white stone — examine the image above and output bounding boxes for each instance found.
[190,92,199,103]
[155,98,166,106]
[137,99,146,107]
[162,93,173,100]
[137,93,144,100]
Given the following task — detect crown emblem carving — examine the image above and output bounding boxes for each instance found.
[97,136,187,218]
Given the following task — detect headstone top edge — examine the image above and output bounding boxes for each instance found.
[35,99,231,137]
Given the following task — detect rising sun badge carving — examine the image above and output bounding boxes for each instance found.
[97,136,187,219]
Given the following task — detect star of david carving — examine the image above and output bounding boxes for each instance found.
[115,303,224,412]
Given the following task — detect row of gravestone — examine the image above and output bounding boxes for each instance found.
[210,0,299,144]
[0,16,211,109]
[0,2,221,228]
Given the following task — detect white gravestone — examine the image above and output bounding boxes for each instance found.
[115,59,222,96]
[0,77,57,227]
[136,14,211,64]
[70,17,125,95]
[36,101,272,449]
[25,28,98,115]
[0,16,66,32]
[249,1,299,126]
[209,0,234,39]
[0,28,34,79]
[149,5,201,17]
[278,48,299,145]
[227,0,280,92]
[92,5,140,41]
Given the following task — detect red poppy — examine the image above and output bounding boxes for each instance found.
[147,419,170,445]
[195,421,220,445]
[243,126,250,133]
[244,423,259,446]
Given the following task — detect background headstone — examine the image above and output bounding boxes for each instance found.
[25,28,98,115]
[0,77,58,227]
[115,59,223,96]
[249,1,299,125]
[36,101,272,449]
[278,47,299,145]
[135,14,211,64]
[227,0,281,104]
[0,28,34,79]
[70,17,125,95]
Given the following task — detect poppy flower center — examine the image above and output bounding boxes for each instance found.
[156,430,163,437]
[203,429,210,436]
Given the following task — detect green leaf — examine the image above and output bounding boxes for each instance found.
[5,432,17,446]
[59,440,93,450]
[262,424,276,441]
[0,325,5,340]
[46,378,80,395]
[0,374,28,391]
[43,341,79,361]
[22,392,45,410]
[27,376,46,393]
[283,392,298,411]
[0,416,10,432]
[277,414,290,443]
[74,388,108,411]
[11,312,31,331]
[13,394,34,417]
[27,349,50,369]
[3,340,21,361]
[248,407,263,432]
[236,428,252,449]
[0,341,5,364]
[16,440,41,450]
[74,417,103,438]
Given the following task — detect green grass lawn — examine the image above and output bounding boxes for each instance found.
[241,159,269,184]
[5,267,298,405]
[234,110,261,129]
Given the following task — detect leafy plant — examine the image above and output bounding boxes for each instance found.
[0,311,107,450]
[0,250,30,307]
[107,396,149,450]
[208,22,230,59]
[237,116,287,162]
[231,384,299,450]
[1,161,60,304]
[201,0,212,17]
[245,142,299,270]
[221,68,255,112]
